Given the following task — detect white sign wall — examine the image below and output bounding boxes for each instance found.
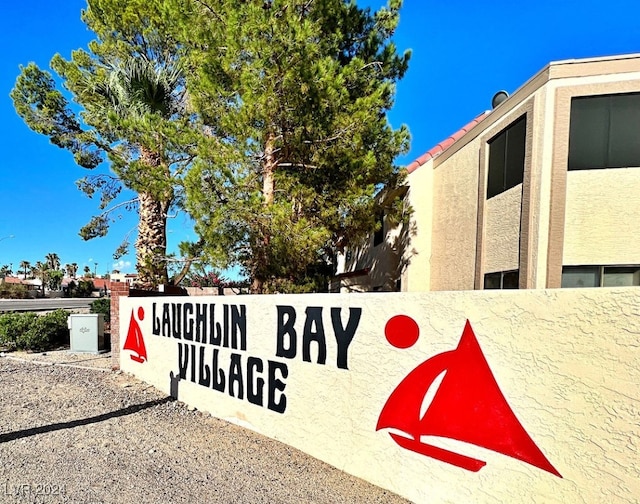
[120,289,640,503]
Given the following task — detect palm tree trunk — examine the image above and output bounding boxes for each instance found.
[135,147,171,290]
[135,192,169,289]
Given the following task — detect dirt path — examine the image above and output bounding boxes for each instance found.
[0,353,410,504]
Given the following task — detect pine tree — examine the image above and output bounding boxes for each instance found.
[179,0,411,292]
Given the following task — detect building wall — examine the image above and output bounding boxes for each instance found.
[483,186,522,273]
[476,96,536,285]
[546,74,640,280]
[564,168,640,265]
[403,158,433,291]
[120,289,640,504]
[429,141,480,290]
[417,57,640,290]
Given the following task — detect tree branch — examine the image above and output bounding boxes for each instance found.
[193,0,223,22]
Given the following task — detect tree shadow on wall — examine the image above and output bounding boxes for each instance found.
[342,211,419,292]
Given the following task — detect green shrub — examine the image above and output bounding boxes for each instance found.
[90,298,111,323]
[74,280,95,298]
[0,283,30,299]
[0,310,69,351]
[0,312,38,350]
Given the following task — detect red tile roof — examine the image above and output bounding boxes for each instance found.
[3,276,24,285]
[91,278,111,290]
[406,111,489,173]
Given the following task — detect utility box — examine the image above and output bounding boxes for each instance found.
[68,314,106,354]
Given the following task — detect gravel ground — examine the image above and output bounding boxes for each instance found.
[0,350,410,504]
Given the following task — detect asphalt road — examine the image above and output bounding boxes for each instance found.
[0,297,97,312]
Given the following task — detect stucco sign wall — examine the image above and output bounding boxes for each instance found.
[120,289,640,503]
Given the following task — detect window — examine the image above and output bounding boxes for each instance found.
[561,265,640,287]
[568,93,640,170]
[487,116,526,199]
[484,270,519,289]
[561,266,599,288]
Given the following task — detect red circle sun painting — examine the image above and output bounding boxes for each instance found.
[384,315,420,349]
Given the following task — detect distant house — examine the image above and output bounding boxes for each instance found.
[1,275,42,296]
[333,53,640,292]
[2,275,41,288]
[110,272,137,287]
[91,278,111,296]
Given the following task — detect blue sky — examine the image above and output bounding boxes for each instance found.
[1,0,640,277]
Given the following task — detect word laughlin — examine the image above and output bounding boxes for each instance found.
[151,302,246,348]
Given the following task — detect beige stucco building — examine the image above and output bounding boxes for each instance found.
[332,53,640,292]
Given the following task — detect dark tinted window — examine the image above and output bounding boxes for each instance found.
[484,270,519,289]
[562,265,640,287]
[487,116,526,198]
[561,266,600,288]
[502,270,519,289]
[484,272,501,289]
[569,93,640,170]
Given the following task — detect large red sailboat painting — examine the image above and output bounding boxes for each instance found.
[377,317,561,477]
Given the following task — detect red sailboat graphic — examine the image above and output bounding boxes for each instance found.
[377,319,561,477]
[123,307,147,363]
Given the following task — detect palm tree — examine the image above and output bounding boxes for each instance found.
[66,262,78,278]
[33,261,48,294]
[45,252,61,271]
[19,260,31,280]
[89,57,183,289]
[11,26,189,291]
[83,265,91,277]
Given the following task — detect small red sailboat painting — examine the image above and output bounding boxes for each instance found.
[377,317,561,477]
[123,307,147,363]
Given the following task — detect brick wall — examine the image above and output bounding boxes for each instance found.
[109,282,129,370]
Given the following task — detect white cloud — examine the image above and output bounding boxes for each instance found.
[112,260,132,271]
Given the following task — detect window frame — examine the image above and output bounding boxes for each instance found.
[486,115,527,199]
[483,270,519,290]
[568,92,640,171]
[561,265,640,288]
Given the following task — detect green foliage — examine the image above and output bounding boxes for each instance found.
[0,313,38,350]
[177,0,411,292]
[90,298,111,323]
[0,310,69,351]
[0,283,30,299]
[47,270,64,291]
[74,280,95,298]
[20,310,70,351]
[12,0,411,293]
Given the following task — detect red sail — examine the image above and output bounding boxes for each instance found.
[123,310,147,363]
[377,320,561,477]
